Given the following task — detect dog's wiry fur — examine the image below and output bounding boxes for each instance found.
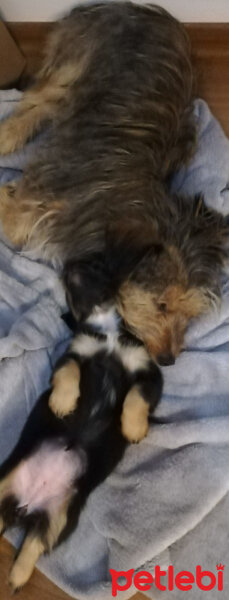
[0,2,228,362]
[116,195,229,361]
[0,1,195,258]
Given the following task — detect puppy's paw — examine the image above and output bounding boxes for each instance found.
[49,361,81,418]
[9,562,28,593]
[121,387,149,443]
[49,384,80,417]
[121,412,149,443]
[9,536,44,592]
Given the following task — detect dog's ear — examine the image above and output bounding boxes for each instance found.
[63,255,111,321]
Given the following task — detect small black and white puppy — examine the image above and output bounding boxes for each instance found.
[0,259,162,591]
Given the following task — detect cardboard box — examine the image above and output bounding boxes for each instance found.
[0,20,26,87]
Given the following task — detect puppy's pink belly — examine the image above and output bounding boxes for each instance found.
[12,442,85,514]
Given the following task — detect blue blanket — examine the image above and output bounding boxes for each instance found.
[0,91,229,599]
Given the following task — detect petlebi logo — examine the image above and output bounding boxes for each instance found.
[110,564,225,596]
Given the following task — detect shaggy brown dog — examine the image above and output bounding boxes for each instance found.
[0,2,228,364]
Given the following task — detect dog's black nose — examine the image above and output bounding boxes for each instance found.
[158,353,175,366]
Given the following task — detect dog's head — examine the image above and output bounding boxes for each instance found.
[116,196,229,364]
[63,196,228,365]
[116,245,205,365]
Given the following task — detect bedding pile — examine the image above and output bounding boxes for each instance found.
[0,90,229,599]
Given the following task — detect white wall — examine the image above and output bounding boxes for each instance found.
[1,0,229,22]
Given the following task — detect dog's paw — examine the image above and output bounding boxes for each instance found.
[0,119,22,155]
[121,387,149,443]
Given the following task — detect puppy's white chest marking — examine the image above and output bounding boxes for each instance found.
[71,306,149,372]
[87,306,119,334]
[71,331,119,357]
[11,442,86,514]
[117,343,149,373]
[71,334,104,357]
[71,306,120,357]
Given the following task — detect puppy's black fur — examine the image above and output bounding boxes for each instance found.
[0,352,127,531]
[0,297,162,590]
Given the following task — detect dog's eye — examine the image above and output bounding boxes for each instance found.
[158,302,167,313]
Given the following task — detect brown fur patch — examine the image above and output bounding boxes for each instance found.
[0,61,86,154]
[121,386,149,443]
[117,280,209,361]
[49,360,81,417]
[0,182,65,247]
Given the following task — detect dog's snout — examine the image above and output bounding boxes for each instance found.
[158,352,175,366]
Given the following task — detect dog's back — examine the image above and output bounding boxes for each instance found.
[17,2,195,261]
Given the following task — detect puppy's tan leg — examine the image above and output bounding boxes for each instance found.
[0,63,78,155]
[49,360,81,417]
[9,503,69,591]
[46,502,69,550]
[121,386,149,443]
[9,535,45,592]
